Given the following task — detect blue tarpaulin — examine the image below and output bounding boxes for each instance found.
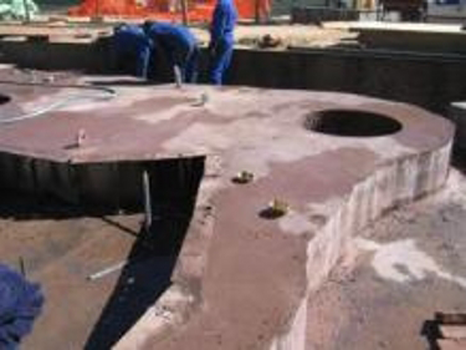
[0,264,43,349]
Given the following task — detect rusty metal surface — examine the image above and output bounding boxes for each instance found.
[0,70,453,207]
[0,73,452,162]
[0,70,455,349]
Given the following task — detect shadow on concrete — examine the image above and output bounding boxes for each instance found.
[451,149,466,176]
[90,79,155,87]
[0,191,90,220]
[84,157,205,349]
[83,211,193,349]
[0,157,205,348]
[0,190,137,222]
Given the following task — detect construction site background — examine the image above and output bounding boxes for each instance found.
[67,0,272,22]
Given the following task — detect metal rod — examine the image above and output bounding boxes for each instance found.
[142,170,152,233]
[19,257,26,277]
[174,65,183,88]
[87,260,127,281]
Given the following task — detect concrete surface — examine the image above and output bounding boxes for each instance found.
[350,22,466,54]
[350,21,465,33]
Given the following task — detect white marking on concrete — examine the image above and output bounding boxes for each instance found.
[355,237,466,288]
[134,104,193,124]
[55,87,154,112]
[279,210,315,235]
[163,98,412,180]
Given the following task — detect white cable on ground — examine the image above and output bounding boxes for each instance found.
[0,80,117,125]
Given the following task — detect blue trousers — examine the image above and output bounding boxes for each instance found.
[134,46,151,79]
[165,44,199,84]
[184,46,199,83]
[114,44,151,79]
[209,39,234,85]
[174,45,199,84]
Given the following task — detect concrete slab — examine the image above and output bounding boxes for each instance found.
[350,21,466,53]
[351,21,465,33]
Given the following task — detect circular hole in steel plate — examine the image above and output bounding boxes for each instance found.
[305,109,402,137]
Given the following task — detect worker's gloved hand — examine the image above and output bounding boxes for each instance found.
[0,264,44,349]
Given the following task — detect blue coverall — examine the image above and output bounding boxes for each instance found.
[209,0,238,85]
[0,264,44,350]
[113,24,153,79]
[144,22,199,84]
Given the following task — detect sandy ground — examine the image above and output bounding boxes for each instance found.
[193,24,356,48]
[25,14,356,48]
[306,167,466,350]
[0,195,172,350]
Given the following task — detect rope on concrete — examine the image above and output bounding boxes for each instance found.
[0,80,117,125]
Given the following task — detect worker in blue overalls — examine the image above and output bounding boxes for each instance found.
[112,23,154,79]
[208,0,238,85]
[143,21,199,84]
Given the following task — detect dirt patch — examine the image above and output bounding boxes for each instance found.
[306,168,466,350]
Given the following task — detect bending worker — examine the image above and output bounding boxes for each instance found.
[209,0,238,85]
[144,21,199,84]
[112,23,153,79]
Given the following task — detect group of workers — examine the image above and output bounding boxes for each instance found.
[113,0,237,85]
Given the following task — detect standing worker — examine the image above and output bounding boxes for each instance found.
[143,21,199,84]
[208,0,238,85]
[112,23,154,79]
